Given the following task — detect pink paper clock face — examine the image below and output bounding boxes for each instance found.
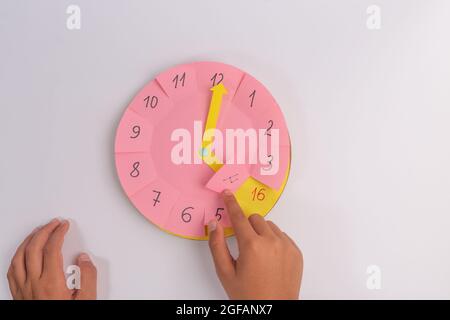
[115,61,291,240]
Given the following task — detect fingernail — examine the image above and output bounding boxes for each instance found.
[79,253,91,262]
[223,189,232,196]
[208,219,217,233]
[50,218,60,224]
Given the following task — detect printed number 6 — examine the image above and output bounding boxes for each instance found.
[181,207,193,223]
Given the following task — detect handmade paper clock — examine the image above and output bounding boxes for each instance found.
[115,61,291,240]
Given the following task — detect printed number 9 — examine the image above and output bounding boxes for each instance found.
[130,125,140,139]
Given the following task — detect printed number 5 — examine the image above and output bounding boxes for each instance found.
[215,208,224,221]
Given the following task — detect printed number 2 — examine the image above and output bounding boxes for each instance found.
[265,120,274,136]
[173,72,186,88]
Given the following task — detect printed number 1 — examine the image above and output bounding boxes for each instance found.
[211,73,224,87]
[249,90,256,107]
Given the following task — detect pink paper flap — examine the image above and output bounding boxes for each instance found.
[115,110,153,153]
[203,196,232,228]
[206,164,250,193]
[251,146,290,190]
[194,61,244,100]
[130,178,180,228]
[115,153,157,196]
[129,80,173,125]
[232,74,274,117]
[164,197,206,237]
[156,64,198,101]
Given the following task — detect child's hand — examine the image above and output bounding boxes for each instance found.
[208,190,303,300]
[7,218,97,300]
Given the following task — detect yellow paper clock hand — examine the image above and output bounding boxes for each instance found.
[202,83,228,171]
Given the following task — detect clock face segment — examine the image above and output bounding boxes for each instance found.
[115,61,291,240]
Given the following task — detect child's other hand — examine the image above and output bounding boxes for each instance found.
[7,218,97,300]
[208,190,303,300]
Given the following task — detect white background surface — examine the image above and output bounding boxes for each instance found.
[1,0,450,299]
